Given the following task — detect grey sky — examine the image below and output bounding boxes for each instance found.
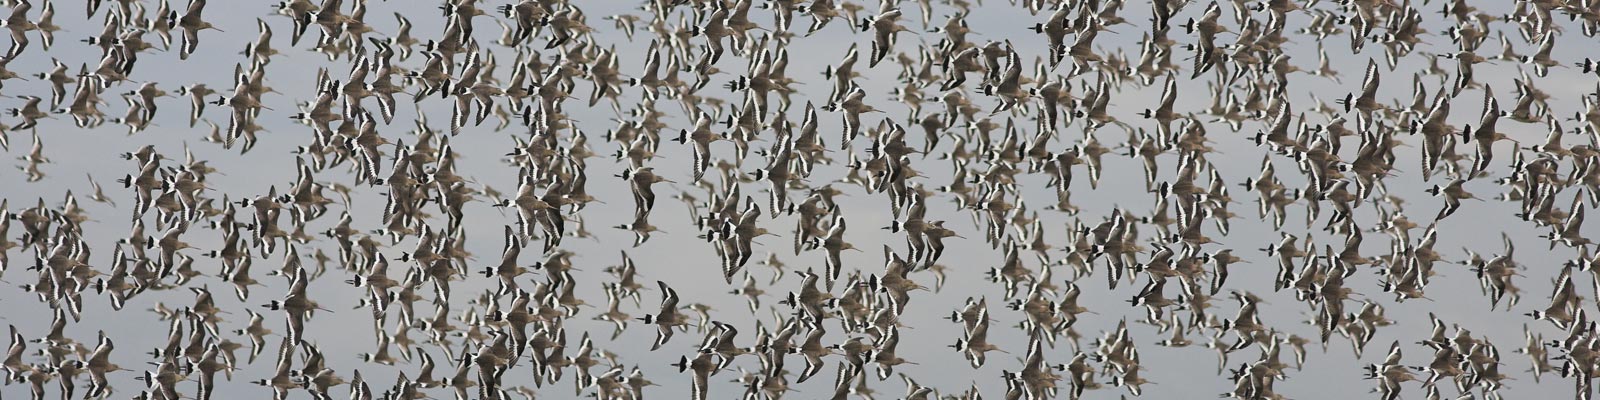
[0,0,1591,399]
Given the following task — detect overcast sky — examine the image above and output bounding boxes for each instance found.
[0,0,1593,398]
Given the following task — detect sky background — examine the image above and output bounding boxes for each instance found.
[0,0,1594,398]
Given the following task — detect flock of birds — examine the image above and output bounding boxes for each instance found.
[5,0,1600,399]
